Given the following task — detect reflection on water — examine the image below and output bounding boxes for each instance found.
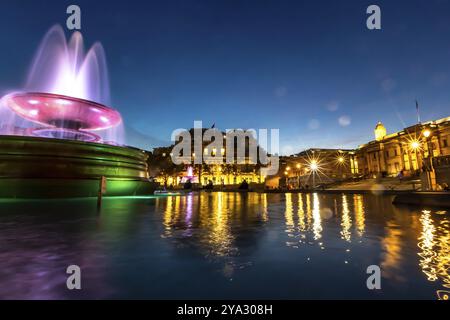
[418,210,450,300]
[159,192,271,278]
[381,220,404,282]
[312,193,322,240]
[354,195,365,237]
[340,194,352,242]
[0,192,449,299]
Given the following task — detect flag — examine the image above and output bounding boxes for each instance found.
[416,100,421,124]
[211,123,215,129]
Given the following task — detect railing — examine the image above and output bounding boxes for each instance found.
[433,155,450,167]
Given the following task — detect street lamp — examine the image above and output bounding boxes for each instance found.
[408,140,422,173]
[422,129,434,190]
[284,171,288,188]
[310,160,318,189]
[410,140,420,151]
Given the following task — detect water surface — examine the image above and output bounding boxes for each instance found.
[0,192,448,299]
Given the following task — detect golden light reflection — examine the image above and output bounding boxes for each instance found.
[283,193,321,248]
[340,194,351,242]
[306,193,312,227]
[163,196,174,237]
[353,194,366,237]
[285,193,295,237]
[418,210,436,280]
[312,193,322,240]
[261,193,268,222]
[297,193,306,232]
[381,220,404,281]
[209,192,233,257]
[418,209,450,299]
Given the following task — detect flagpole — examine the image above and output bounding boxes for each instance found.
[416,100,421,124]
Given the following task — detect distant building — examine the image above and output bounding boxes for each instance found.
[355,117,450,179]
[151,128,267,187]
[151,117,450,190]
[273,116,450,189]
[277,148,357,189]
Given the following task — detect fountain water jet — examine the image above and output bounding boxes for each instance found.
[0,26,155,198]
[0,25,124,144]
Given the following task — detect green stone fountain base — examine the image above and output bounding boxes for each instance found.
[0,135,156,198]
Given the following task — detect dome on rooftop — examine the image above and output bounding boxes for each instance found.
[374,122,386,141]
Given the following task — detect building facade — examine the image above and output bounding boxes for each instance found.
[272,116,450,189]
[355,117,450,179]
[278,148,357,189]
[151,117,450,190]
[151,128,266,187]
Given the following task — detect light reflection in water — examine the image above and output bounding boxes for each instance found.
[186,194,193,223]
[353,194,366,237]
[2,193,450,299]
[120,193,450,298]
[418,210,450,299]
[285,193,295,235]
[261,193,268,222]
[284,193,323,246]
[312,193,322,240]
[209,192,233,257]
[161,192,274,278]
[306,193,312,227]
[182,194,194,238]
[163,196,174,237]
[381,220,404,281]
[340,194,352,242]
[418,210,436,281]
[297,193,306,232]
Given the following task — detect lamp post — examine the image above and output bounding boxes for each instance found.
[337,156,344,178]
[284,171,288,188]
[285,166,291,189]
[310,160,318,189]
[423,129,434,190]
[410,140,420,172]
[296,163,301,189]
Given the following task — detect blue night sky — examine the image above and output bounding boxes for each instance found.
[1,0,450,153]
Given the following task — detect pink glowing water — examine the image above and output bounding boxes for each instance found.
[181,166,198,183]
[0,25,125,144]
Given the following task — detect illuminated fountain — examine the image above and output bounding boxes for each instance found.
[2,92,122,142]
[0,26,154,198]
[0,25,124,144]
[181,166,199,184]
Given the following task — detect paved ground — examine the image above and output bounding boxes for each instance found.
[328,177,421,191]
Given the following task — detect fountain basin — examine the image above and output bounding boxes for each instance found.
[0,135,156,198]
[3,92,122,130]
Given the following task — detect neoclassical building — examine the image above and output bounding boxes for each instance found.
[151,128,266,187]
[278,148,357,189]
[277,116,450,189]
[355,117,450,178]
